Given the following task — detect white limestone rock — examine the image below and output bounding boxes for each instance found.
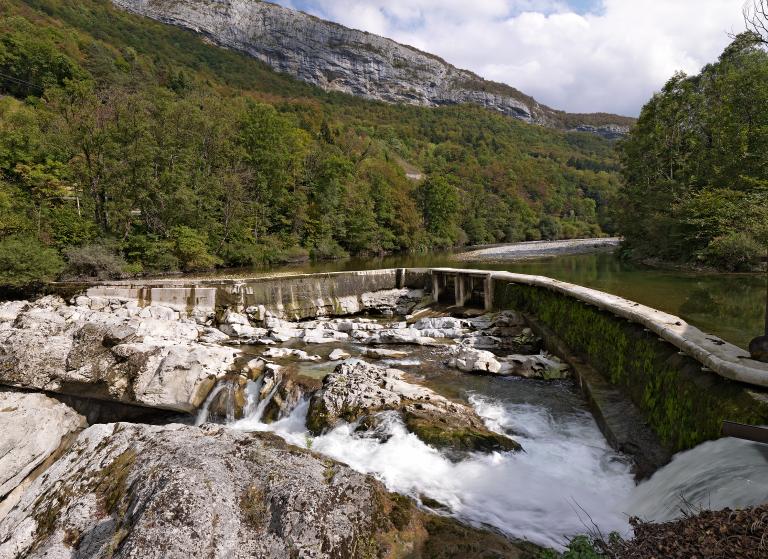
[328,349,351,361]
[262,348,321,361]
[447,346,502,374]
[0,391,85,504]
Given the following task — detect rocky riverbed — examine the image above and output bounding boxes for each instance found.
[0,286,603,556]
[3,284,757,556]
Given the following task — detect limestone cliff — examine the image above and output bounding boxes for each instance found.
[111,0,632,136]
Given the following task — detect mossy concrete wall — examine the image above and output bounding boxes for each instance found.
[495,281,768,452]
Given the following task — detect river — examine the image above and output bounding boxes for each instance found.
[201,251,767,350]
[186,252,768,549]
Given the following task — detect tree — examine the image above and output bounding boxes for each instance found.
[744,1,768,44]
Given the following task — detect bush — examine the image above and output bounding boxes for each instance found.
[170,226,221,271]
[0,236,64,288]
[64,243,130,280]
[278,245,310,264]
[702,232,764,272]
[122,234,179,273]
[310,239,349,261]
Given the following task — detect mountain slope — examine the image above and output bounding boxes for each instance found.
[111,0,633,137]
[0,0,623,286]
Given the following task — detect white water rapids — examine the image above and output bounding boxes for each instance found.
[201,370,768,550]
[228,384,634,549]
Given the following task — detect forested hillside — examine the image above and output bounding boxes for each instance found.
[0,0,621,286]
[617,33,768,271]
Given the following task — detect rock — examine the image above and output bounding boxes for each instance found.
[0,296,240,412]
[447,346,502,374]
[219,323,269,339]
[269,328,304,342]
[199,326,231,344]
[0,391,86,504]
[364,348,410,359]
[0,301,26,325]
[102,324,139,347]
[501,353,570,380]
[333,318,384,333]
[111,0,630,137]
[219,309,250,326]
[413,317,468,331]
[303,330,349,344]
[243,358,267,376]
[306,362,520,453]
[0,422,533,558]
[328,349,351,361]
[262,348,321,361]
[368,328,438,346]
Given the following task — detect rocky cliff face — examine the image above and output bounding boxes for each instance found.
[111,0,632,136]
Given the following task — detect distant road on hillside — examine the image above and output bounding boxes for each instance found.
[454,238,621,262]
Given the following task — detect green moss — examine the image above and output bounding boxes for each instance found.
[239,484,268,528]
[495,282,768,451]
[406,418,520,453]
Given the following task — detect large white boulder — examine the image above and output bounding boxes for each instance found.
[447,346,502,374]
[0,392,85,507]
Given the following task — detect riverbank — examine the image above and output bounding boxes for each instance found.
[454,238,621,262]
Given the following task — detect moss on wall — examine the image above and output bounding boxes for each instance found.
[495,282,768,452]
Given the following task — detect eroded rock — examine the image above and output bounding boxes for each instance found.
[0,391,85,503]
[0,297,240,413]
[0,422,534,558]
[306,361,520,453]
[447,346,502,374]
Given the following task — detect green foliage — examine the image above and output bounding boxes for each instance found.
[0,0,623,278]
[63,242,129,280]
[169,226,221,271]
[538,536,607,558]
[703,232,764,272]
[0,235,63,287]
[617,33,768,267]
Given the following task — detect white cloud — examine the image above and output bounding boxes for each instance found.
[274,0,746,116]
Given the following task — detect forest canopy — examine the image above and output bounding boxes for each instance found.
[617,32,768,271]
[0,0,621,286]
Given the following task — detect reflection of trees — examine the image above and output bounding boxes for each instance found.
[679,279,765,347]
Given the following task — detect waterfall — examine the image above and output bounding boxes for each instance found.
[248,382,282,424]
[243,376,265,418]
[195,381,232,427]
[624,437,768,522]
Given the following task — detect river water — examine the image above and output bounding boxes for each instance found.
[199,331,768,549]
[189,250,768,548]
[199,251,767,350]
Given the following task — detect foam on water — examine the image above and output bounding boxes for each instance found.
[231,391,635,549]
[624,437,768,522]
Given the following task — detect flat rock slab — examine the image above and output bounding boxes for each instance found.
[0,391,85,500]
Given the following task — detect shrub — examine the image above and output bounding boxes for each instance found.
[122,234,179,273]
[310,239,349,261]
[64,243,130,280]
[0,235,64,288]
[278,245,310,264]
[702,232,764,272]
[170,226,221,271]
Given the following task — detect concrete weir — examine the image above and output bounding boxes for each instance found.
[69,267,768,457]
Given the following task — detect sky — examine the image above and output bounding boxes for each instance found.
[272,0,747,116]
